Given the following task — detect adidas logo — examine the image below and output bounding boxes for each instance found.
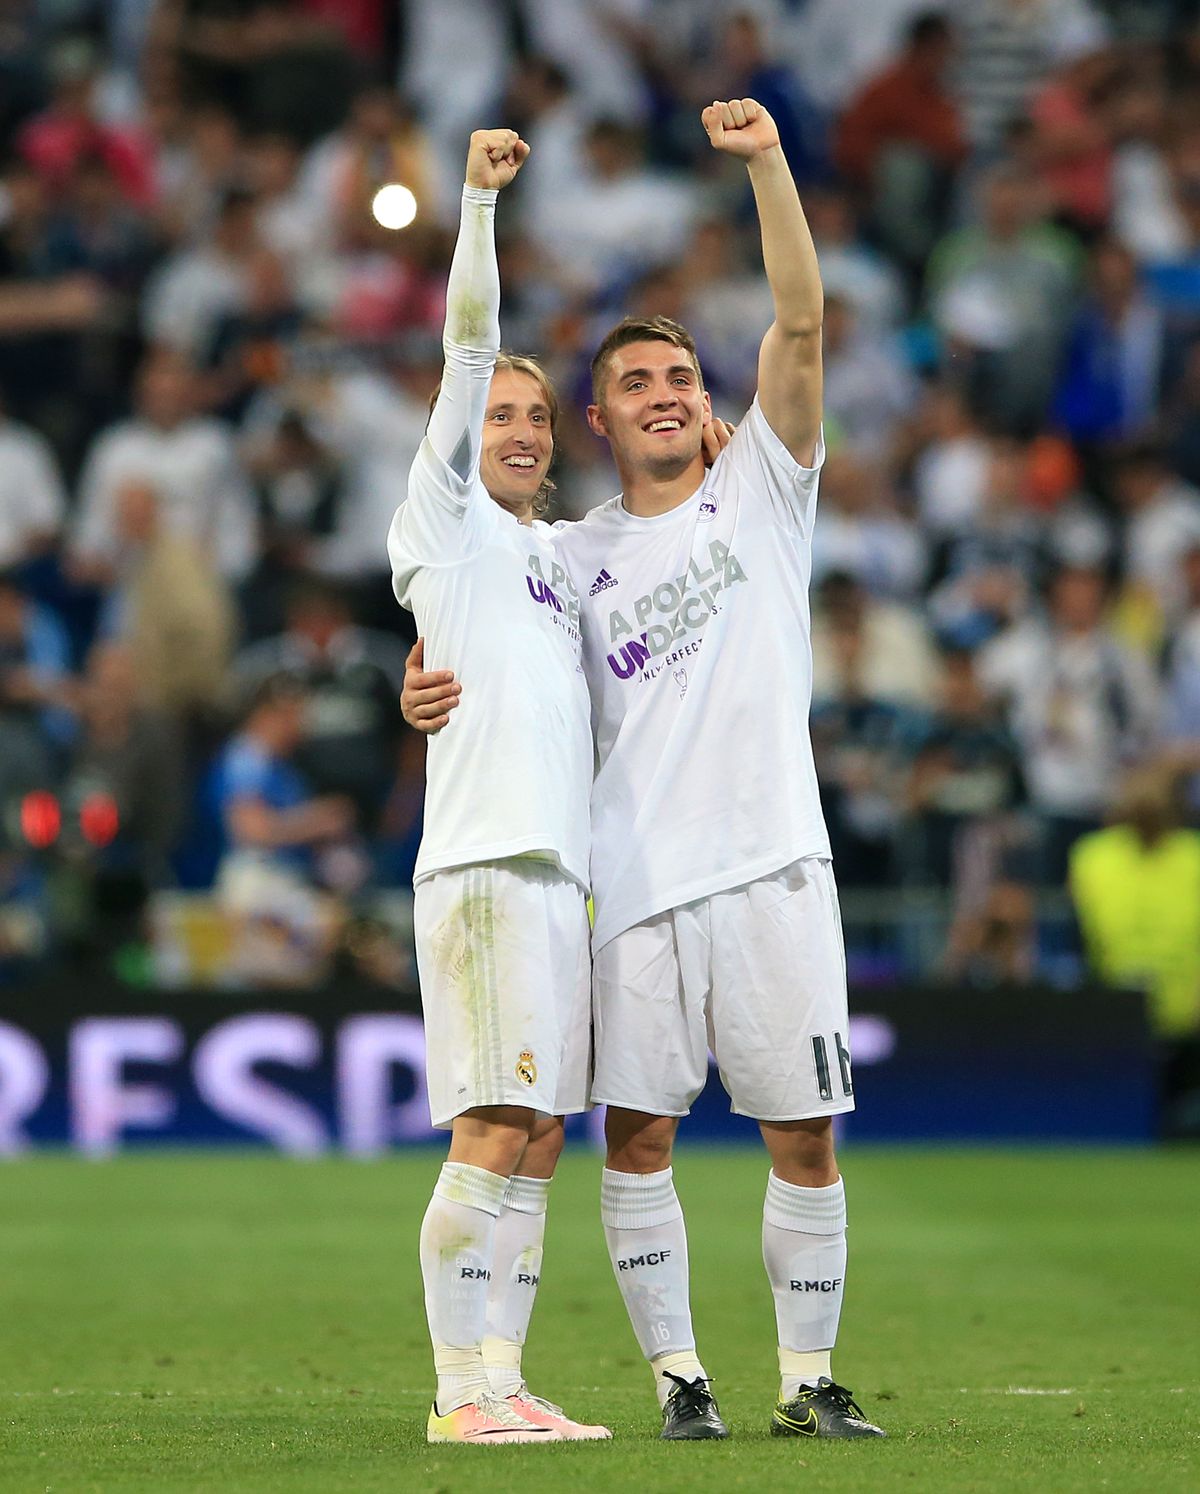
[589,568,618,595]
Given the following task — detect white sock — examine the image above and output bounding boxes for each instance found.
[482,1173,550,1397]
[418,1161,507,1413]
[762,1171,847,1401]
[601,1167,707,1408]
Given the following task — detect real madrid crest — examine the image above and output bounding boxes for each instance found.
[515,1049,538,1086]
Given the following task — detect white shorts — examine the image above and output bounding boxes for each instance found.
[591,856,855,1122]
[414,858,592,1129]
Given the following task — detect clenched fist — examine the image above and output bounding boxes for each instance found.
[465,128,530,191]
[701,98,780,159]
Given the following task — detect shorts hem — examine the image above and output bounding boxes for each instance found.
[430,1098,592,1130]
[731,1100,857,1122]
[589,1093,692,1118]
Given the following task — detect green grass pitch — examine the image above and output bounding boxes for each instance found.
[2,1147,1197,1492]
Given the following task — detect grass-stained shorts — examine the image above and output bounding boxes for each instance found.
[415,858,592,1128]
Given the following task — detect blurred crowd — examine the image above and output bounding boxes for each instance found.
[0,1,1198,1037]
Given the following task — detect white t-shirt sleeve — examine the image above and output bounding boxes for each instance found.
[390,185,501,568]
[721,396,825,537]
[393,437,488,566]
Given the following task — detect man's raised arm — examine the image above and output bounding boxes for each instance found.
[702,98,822,466]
[425,129,529,481]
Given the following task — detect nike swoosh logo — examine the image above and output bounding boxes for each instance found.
[775,1406,819,1435]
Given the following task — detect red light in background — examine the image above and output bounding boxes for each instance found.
[80,792,120,848]
[20,791,61,848]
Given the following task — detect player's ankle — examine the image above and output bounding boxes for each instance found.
[652,1349,708,1407]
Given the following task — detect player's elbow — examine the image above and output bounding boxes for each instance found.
[774,308,823,342]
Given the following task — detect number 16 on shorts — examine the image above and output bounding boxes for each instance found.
[811,1031,853,1103]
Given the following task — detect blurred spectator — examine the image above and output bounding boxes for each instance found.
[233,577,408,826]
[691,9,827,184]
[243,346,431,607]
[835,12,966,280]
[529,119,698,298]
[66,149,161,297]
[1070,764,1200,1135]
[783,0,934,114]
[17,35,154,207]
[0,396,67,570]
[926,434,1043,647]
[1163,540,1200,815]
[0,844,50,982]
[105,480,236,724]
[70,348,257,585]
[245,131,324,265]
[141,185,261,360]
[151,101,243,245]
[1111,442,1200,627]
[811,570,939,709]
[521,0,650,125]
[64,640,184,888]
[0,154,104,455]
[298,83,436,250]
[906,381,992,540]
[239,410,352,633]
[399,0,516,221]
[1140,128,1200,325]
[509,58,594,228]
[1163,336,1200,488]
[1052,237,1165,444]
[940,876,1038,986]
[212,675,356,984]
[676,218,774,409]
[200,246,304,422]
[806,184,906,334]
[897,645,1025,886]
[953,0,1110,154]
[330,216,447,345]
[172,0,357,147]
[926,163,1082,431]
[821,293,918,462]
[810,619,909,887]
[1108,71,1185,264]
[812,451,928,601]
[0,569,74,805]
[1026,48,1117,235]
[981,562,1161,878]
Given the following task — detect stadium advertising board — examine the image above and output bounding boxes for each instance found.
[0,981,1154,1153]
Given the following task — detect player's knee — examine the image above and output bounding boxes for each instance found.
[761,1116,838,1183]
[449,1105,538,1175]
[604,1110,676,1172]
[521,1115,565,1174]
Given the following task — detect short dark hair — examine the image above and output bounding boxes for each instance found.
[590,315,703,404]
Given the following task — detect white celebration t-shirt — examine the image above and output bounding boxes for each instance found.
[555,398,831,949]
[390,440,592,890]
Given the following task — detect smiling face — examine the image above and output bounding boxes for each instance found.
[479,368,554,521]
[588,338,711,481]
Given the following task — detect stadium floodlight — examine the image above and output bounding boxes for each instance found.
[371,183,418,230]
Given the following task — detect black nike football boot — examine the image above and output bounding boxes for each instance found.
[770,1377,887,1438]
